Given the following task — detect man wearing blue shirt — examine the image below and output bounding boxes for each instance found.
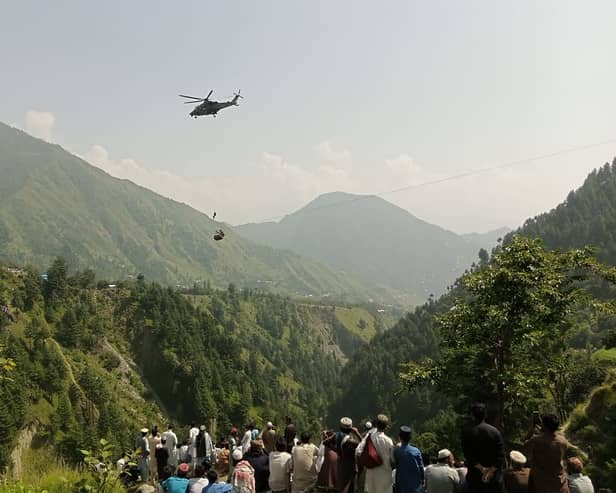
[162,462,190,493]
[203,470,232,493]
[393,425,425,493]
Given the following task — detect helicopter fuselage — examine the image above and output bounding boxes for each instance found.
[189,97,239,118]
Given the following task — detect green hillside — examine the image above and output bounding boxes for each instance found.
[334,306,377,342]
[327,298,447,430]
[0,123,397,304]
[512,159,616,264]
[237,192,500,302]
[0,258,382,480]
[567,373,616,488]
[0,264,165,478]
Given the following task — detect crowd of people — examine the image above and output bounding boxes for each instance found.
[124,404,601,493]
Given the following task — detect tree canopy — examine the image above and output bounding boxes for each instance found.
[402,235,616,440]
[0,258,368,471]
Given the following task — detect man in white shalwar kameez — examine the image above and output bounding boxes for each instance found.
[188,422,200,465]
[162,424,178,467]
[241,423,254,454]
[356,414,394,493]
[136,428,151,482]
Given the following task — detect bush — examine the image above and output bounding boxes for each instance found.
[100,352,121,372]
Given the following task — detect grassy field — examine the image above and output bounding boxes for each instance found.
[334,307,376,342]
[593,347,616,364]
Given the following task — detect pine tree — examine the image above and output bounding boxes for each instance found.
[0,396,14,470]
[44,257,69,306]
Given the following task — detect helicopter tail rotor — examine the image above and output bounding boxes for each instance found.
[233,90,243,105]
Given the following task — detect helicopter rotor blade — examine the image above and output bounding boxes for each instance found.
[179,94,205,100]
[184,100,204,104]
[206,89,213,100]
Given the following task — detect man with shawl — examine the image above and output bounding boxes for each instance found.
[356,414,395,493]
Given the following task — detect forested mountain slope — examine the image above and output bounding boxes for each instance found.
[0,123,396,304]
[0,263,165,473]
[567,371,616,487]
[0,259,384,475]
[327,296,449,429]
[513,159,616,263]
[237,192,499,302]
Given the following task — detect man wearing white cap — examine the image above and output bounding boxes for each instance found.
[504,451,530,493]
[196,425,215,467]
[261,421,277,453]
[135,427,151,482]
[231,448,256,493]
[336,416,359,492]
[424,448,459,493]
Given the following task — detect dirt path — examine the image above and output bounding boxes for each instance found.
[48,339,78,387]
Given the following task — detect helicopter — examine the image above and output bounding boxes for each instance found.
[179,90,243,118]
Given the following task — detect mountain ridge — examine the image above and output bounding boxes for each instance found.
[461,226,512,247]
[237,191,501,301]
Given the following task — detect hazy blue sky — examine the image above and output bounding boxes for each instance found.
[2,0,615,233]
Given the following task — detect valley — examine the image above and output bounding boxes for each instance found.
[1,129,616,490]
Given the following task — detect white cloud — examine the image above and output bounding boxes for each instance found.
[25,110,55,142]
[381,154,434,190]
[84,144,220,210]
[82,141,362,225]
[81,140,357,225]
[260,152,317,194]
[85,145,143,177]
[236,150,357,220]
[316,141,352,171]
